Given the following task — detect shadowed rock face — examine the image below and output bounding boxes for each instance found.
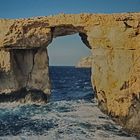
[0,48,50,95]
[0,13,140,135]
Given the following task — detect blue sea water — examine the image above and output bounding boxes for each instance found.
[0,66,137,140]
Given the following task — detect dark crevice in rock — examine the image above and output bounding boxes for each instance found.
[123,21,133,31]
[79,33,91,49]
[120,81,129,90]
[26,49,37,89]
[11,49,24,76]
[124,21,132,28]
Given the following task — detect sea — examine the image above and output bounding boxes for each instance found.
[0,66,138,140]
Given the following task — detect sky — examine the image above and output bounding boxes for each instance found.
[0,0,140,66]
[48,34,91,66]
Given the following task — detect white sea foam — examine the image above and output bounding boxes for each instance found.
[0,99,137,140]
[0,94,136,140]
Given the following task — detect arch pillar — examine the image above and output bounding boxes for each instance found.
[87,24,140,134]
[0,48,50,102]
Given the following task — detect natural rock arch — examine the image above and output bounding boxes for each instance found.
[0,13,140,135]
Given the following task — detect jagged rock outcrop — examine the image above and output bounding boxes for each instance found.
[0,13,140,135]
[76,55,92,68]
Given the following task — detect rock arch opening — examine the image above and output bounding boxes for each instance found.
[0,25,92,103]
[0,13,140,135]
[47,33,93,101]
[48,33,91,66]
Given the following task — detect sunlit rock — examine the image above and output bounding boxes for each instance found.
[76,55,92,68]
[0,13,140,135]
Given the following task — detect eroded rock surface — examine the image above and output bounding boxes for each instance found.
[0,13,140,135]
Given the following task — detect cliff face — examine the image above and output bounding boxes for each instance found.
[76,55,92,68]
[0,13,140,135]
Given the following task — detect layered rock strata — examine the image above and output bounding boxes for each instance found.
[0,13,140,135]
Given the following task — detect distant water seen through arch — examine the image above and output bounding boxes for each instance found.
[48,34,91,66]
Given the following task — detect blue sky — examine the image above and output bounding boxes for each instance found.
[0,0,140,18]
[48,34,91,66]
[0,0,140,65]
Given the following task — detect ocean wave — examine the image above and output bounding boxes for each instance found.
[0,67,137,140]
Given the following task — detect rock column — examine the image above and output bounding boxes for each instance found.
[0,48,51,102]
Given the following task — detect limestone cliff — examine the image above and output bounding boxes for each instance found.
[0,13,140,135]
[76,55,92,68]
